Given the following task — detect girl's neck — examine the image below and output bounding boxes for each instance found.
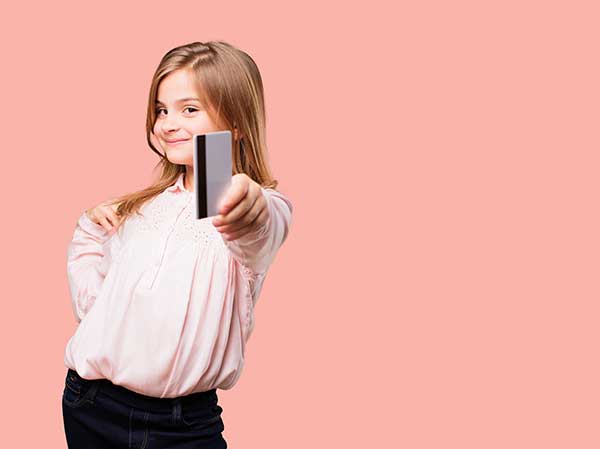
[183,170,194,193]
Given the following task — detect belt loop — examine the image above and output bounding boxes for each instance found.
[82,382,100,404]
[172,397,182,425]
[89,383,100,402]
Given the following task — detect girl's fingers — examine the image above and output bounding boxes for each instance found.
[223,206,269,240]
[108,210,121,228]
[107,216,119,229]
[99,208,115,228]
[221,183,260,224]
[100,203,121,227]
[216,199,262,234]
[99,216,113,232]
[216,188,261,228]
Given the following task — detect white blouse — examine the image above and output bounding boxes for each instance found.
[64,172,293,398]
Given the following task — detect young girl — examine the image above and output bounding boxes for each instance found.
[61,41,293,448]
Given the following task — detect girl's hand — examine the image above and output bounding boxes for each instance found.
[85,200,123,233]
[212,174,269,241]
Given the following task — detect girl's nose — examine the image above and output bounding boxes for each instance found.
[161,115,181,133]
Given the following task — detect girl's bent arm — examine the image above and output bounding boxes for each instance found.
[222,188,293,275]
[66,211,122,323]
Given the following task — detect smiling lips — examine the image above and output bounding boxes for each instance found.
[166,139,190,145]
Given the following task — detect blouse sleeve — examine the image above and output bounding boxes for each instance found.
[221,187,293,275]
[66,210,122,323]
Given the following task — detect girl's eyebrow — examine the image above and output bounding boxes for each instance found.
[155,97,201,105]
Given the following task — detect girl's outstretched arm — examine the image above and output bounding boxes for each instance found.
[66,211,122,323]
[215,181,293,275]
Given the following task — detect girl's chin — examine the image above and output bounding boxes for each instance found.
[166,148,191,155]
[165,153,192,164]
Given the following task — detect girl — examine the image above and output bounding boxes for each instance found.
[62,41,293,449]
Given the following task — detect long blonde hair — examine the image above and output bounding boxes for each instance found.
[109,40,278,224]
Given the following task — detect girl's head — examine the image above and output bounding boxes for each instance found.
[111,40,278,222]
[151,68,226,166]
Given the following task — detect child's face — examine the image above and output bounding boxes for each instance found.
[153,69,224,166]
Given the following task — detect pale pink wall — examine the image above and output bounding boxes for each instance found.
[2,1,599,448]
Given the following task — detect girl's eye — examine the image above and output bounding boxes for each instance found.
[155,107,199,116]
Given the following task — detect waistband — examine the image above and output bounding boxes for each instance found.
[67,368,218,412]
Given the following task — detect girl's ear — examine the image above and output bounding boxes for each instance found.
[233,125,243,142]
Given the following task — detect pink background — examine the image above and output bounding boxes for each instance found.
[2,1,599,447]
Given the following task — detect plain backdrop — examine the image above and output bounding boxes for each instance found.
[1,1,599,448]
